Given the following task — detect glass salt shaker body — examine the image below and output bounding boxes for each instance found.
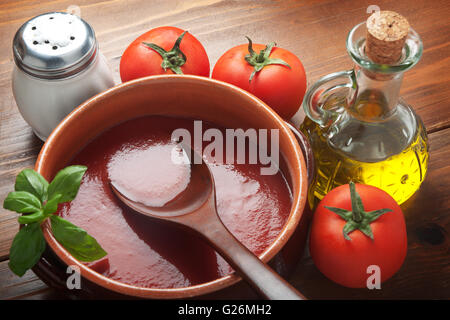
[12,12,115,141]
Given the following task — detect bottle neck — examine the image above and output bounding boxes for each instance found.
[348,65,404,121]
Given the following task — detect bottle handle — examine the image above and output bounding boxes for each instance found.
[303,69,357,126]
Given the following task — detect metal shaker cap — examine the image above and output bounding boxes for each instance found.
[13,12,98,79]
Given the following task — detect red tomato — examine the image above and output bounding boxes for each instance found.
[212,39,306,120]
[309,182,407,288]
[120,26,210,82]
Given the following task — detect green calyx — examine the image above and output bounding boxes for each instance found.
[244,36,291,82]
[325,182,392,241]
[143,31,188,74]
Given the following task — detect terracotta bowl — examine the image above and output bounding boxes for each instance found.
[34,75,309,299]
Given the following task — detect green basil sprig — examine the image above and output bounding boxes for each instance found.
[3,166,107,276]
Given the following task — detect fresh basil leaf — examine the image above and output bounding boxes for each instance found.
[8,222,46,276]
[50,215,106,262]
[43,194,62,216]
[3,191,42,213]
[18,210,45,224]
[14,169,48,203]
[47,165,87,203]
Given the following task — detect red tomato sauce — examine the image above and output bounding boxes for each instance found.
[58,116,292,288]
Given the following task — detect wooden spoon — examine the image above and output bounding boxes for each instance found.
[110,146,304,300]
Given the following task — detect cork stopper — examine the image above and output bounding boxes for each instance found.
[366,11,410,64]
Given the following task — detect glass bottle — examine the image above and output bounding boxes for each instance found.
[300,20,428,209]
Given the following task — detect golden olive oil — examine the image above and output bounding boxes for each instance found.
[300,104,429,209]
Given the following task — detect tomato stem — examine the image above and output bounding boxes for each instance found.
[143,31,188,74]
[325,182,393,241]
[244,36,291,82]
[350,182,363,223]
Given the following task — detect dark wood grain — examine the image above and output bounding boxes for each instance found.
[0,0,449,299]
[0,260,60,300]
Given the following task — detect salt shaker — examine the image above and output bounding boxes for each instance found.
[12,12,115,141]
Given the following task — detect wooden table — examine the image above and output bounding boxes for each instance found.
[0,0,448,300]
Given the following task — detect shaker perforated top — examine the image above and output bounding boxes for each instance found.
[13,12,98,79]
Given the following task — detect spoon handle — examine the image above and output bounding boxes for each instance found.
[191,211,305,300]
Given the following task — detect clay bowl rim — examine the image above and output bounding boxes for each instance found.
[35,74,308,299]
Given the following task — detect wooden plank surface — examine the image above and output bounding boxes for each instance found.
[0,0,449,299]
[0,260,61,300]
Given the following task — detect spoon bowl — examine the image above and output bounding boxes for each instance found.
[111,145,213,218]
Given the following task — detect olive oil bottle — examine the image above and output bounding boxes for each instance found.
[300,11,429,208]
